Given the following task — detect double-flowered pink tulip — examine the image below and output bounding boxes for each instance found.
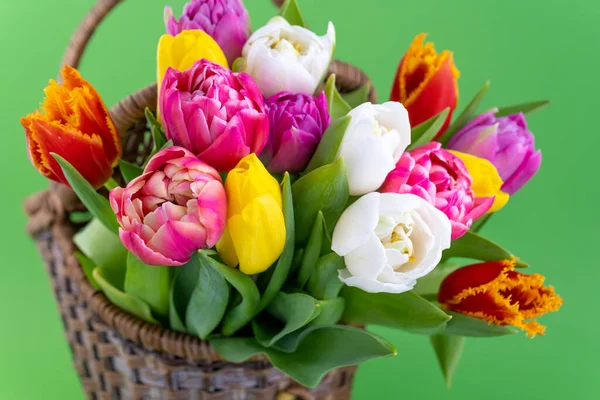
[160,59,269,172]
[380,142,494,240]
[110,147,227,266]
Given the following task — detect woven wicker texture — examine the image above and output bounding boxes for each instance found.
[24,0,379,398]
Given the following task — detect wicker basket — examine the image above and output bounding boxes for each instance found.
[24,0,378,399]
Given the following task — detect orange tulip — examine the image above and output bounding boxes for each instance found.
[21,66,121,189]
[390,33,459,136]
[438,260,563,337]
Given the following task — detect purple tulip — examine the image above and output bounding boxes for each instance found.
[448,109,542,195]
[164,0,250,65]
[261,91,330,174]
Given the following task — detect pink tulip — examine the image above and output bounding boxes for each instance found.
[109,146,227,266]
[160,59,269,172]
[380,142,494,240]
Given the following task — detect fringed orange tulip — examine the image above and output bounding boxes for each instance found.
[21,66,120,189]
[390,33,459,136]
[438,260,563,337]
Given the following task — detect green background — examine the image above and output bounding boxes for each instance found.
[0,0,597,398]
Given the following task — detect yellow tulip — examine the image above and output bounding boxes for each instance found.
[216,154,286,275]
[450,150,509,213]
[157,30,229,91]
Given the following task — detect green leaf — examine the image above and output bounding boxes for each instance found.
[202,253,260,336]
[290,248,304,275]
[118,159,143,184]
[253,292,321,347]
[306,253,345,300]
[471,213,493,233]
[439,81,490,146]
[297,212,324,288]
[69,211,92,224]
[73,218,127,270]
[278,0,307,27]
[93,267,159,325]
[74,251,100,290]
[412,262,460,298]
[145,108,166,149]
[341,83,371,109]
[310,297,345,326]
[292,158,349,244]
[444,312,517,337]
[169,257,202,333]
[257,173,295,313]
[52,154,120,233]
[304,115,351,174]
[185,253,229,339]
[341,287,450,334]
[324,74,352,120]
[408,108,450,150]
[495,100,549,118]
[212,325,396,388]
[124,252,172,320]
[430,335,465,388]
[441,230,528,268]
[231,57,247,73]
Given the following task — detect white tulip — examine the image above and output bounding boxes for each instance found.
[332,192,451,294]
[242,17,335,97]
[338,102,411,196]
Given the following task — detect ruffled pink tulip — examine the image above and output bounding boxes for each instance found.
[110,146,227,266]
[160,59,269,172]
[380,142,493,240]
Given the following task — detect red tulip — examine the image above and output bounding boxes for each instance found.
[390,33,459,136]
[21,66,121,189]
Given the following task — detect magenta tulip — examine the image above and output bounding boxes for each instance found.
[380,142,494,240]
[261,91,330,174]
[160,59,269,172]
[109,146,227,266]
[447,109,541,195]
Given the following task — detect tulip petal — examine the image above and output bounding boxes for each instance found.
[501,150,542,195]
[119,229,184,267]
[331,192,381,256]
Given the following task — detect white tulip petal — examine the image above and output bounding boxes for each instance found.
[339,269,415,294]
[343,233,386,280]
[332,193,381,256]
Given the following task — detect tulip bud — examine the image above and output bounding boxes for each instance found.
[164,0,250,65]
[390,33,459,136]
[216,154,286,274]
[21,66,120,189]
[109,147,227,266]
[438,260,563,337]
[448,109,542,195]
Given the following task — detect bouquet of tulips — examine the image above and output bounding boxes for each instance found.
[22,0,563,389]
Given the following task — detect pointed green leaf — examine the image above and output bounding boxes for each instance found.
[444,312,517,337]
[292,158,349,243]
[324,74,352,120]
[74,251,100,290]
[297,212,324,288]
[118,159,143,184]
[430,334,465,388]
[496,100,549,118]
[310,297,345,326]
[185,253,229,339]
[441,230,528,268]
[169,257,202,333]
[201,253,260,336]
[304,115,351,174]
[73,218,127,270]
[408,108,450,150]
[93,267,159,325]
[341,83,371,109]
[306,253,345,300]
[278,0,307,27]
[145,108,166,149]
[439,81,491,146]
[341,286,450,334]
[257,173,295,313]
[160,139,174,151]
[471,213,493,233]
[52,154,120,233]
[412,262,460,298]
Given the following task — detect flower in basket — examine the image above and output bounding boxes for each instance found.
[390,33,459,135]
[438,260,564,337]
[448,109,542,195]
[332,192,451,293]
[338,101,411,196]
[261,91,330,174]
[109,146,227,266]
[164,0,250,65]
[216,153,285,274]
[380,142,496,239]
[241,16,336,97]
[20,65,120,189]
[159,59,269,171]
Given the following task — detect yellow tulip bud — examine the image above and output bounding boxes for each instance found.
[450,150,509,213]
[216,154,286,274]
[157,30,229,91]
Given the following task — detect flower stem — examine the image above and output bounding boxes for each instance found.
[104,177,120,191]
